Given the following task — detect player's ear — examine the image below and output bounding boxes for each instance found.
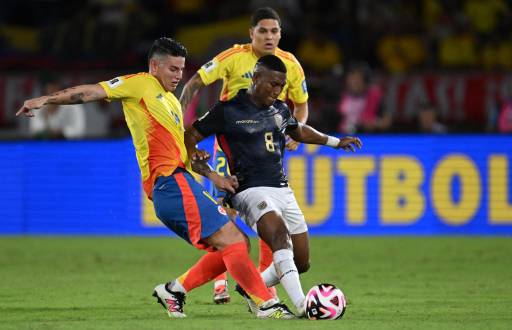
[249,27,254,40]
[149,58,159,75]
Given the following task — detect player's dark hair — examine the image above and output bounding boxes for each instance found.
[255,55,287,73]
[251,7,281,27]
[148,37,187,63]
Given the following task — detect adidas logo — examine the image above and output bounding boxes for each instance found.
[241,71,253,79]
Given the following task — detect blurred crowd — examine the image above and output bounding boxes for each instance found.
[1,0,512,139]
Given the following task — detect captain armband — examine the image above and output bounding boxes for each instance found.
[325,136,340,148]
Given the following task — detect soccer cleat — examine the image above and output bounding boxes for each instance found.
[234,284,259,314]
[256,302,296,319]
[152,283,186,318]
[213,283,231,304]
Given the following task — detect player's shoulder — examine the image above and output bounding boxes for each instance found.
[273,99,290,111]
[275,48,301,65]
[215,43,252,62]
[120,72,151,80]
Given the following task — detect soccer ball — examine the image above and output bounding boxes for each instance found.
[305,283,346,320]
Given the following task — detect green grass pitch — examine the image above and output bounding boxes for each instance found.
[1,236,511,329]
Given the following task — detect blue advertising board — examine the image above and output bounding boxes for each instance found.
[1,136,511,235]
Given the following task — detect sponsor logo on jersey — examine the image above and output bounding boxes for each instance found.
[236,119,260,124]
[257,201,267,210]
[202,60,217,73]
[108,77,123,88]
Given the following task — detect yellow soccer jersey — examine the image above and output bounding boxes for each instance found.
[197,43,308,103]
[99,73,191,199]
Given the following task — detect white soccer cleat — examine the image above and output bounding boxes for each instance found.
[256,301,296,319]
[213,281,231,304]
[152,283,186,318]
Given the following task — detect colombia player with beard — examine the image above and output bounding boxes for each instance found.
[17,38,295,320]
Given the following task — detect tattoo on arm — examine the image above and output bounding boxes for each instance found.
[69,92,85,104]
[46,85,103,105]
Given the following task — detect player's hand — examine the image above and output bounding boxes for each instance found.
[285,135,300,151]
[16,96,49,117]
[337,136,363,152]
[190,149,210,162]
[211,174,238,194]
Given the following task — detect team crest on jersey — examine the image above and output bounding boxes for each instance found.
[257,201,267,210]
[202,60,217,73]
[217,205,227,216]
[274,113,283,129]
[108,77,123,88]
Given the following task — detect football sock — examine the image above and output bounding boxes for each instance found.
[261,263,280,287]
[273,249,305,311]
[214,272,228,285]
[258,239,274,271]
[221,241,272,306]
[174,251,226,293]
[167,279,187,294]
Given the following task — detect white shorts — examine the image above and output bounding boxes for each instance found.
[232,186,308,235]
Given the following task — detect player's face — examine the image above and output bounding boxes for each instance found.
[250,19,281,56]
[253,70,286,107]
[151,55,185,92]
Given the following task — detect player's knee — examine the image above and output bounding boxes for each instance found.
[270,226,291,251]
[296,260,310,273]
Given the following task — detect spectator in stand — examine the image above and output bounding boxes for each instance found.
[28,74,86,139]
[417,102,447,134]
[498,92,512,133]
[337,62,390,134]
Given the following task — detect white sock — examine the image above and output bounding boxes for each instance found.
[261,263,280,287]
[273,249,305,311]
[167,279,187,294]
[214,279,227,289]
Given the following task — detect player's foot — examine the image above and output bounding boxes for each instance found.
[234,284,259,314]
[213,281,231,304]
[295,299,306,318]
[152,283,186,318]
[256,301,295,319]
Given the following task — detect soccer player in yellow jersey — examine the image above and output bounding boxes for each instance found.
[180,6,309,304]
[16,37,295,319]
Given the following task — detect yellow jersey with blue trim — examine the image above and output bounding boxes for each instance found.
[197,43,308,103]
[99,73,192,199]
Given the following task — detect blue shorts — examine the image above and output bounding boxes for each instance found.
[152,169,229,251]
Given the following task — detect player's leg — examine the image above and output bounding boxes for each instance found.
[233,187,306,315]
[210,140,233,304]
[257,239,278,298]
[152,171,293,318]
[256,211,306,314]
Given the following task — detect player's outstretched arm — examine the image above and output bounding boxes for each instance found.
[287,123,363,152]
[179,73,205,117]
[16,84,107,117]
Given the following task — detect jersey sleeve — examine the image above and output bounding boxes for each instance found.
[280,102,299,133]
[193,102,225,137]
[286,60,309,104]
[197,51,234,86]
[98,74,147,102]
